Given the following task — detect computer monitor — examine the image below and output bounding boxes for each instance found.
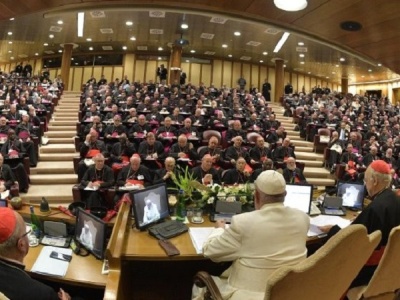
[284,183,313,214]
[130,183,170,230]
[336,181,365,210]
[75,208,107,260]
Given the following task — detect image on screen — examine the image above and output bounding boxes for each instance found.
[337,182,364,209]
[130,183,170,230]
[75,208,107,259]
[284,184,313,214]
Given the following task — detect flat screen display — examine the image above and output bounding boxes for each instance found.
[337,181,365,210]
[284,184,313,214]
[75,208,107,259]
[130,183,170,230]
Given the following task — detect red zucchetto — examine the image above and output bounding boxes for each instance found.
[0,208,17,243]
[369,160,391,174]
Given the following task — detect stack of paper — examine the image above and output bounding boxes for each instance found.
[308,215,352,237]
[189,227,214,254]
[31,246,72,277]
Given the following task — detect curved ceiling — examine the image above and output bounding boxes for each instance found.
[0,0,399,84]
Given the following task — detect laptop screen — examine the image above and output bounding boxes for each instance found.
[284,184,313,214]
[336,181,364,210]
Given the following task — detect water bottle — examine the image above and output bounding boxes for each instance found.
[30,206,42,237]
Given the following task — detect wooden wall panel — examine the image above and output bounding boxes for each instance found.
[251,64,259,91]
[123,54,135,82]
[292,73,298,93]
[102,67,113,84]
[34,58,42,76]
[284,71,291,86]
[113,66,123,81]
[242,63,250,89]
[222,61,232,88]
[260,66,268,84]
[232,62,241,88]
[145,61,157,83]
[212,60,222,87]
[191,63,201,86]
[310,77,317,90]
[201,64,211,87]
[82,67,92,83]
[269,67,276,101]
[49,69,57,81]
[134,61,145,83]
[72,67,83,91]
[92,66,102,82]
[298,74,305,93]
[181,62,190,81]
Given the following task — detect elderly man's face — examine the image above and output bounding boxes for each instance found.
[138,116,145,125]
[257,138,264,148]
[209,138,218,148]
[283,139,290,147]
[234,138,242,147]
[178,138,187,147]
[202,157,213,171]
[236,159,246,171]
[94,157,105,169]
[165,118,171,127]
[184,119,191,128]
[131,158,140,171]
[165,160,175,171]
[286,159,296,170]
[233,122,241,130]
[147,135,155,145]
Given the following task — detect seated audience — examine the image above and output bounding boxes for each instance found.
[224,136,250,166]
[222,157,252,185]
[169,135,198,162]
[116,155,152,188]
[192,155,221,185]
[273,138,295,161]
[249,136,270,167]
[283,157,307,184]
[153,157,179,189]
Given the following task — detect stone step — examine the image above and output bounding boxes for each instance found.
[303,167,331,178]
[48,125,76,131]
[48,137,75,144]
[40,144,76,153]
[53,116,78,121]
[39,153,78,161]
[295,146,313,152]
[307,177,336,187]
[291,140,314,147]
[296,152,323,161]
[55,106,79,111]
[50,120,77,126]
[286,135,303,141]
[45,131,76,138]
[297,159,323,168]
[30,174,77,184]
[20,184,74,203]
[30,161,74,175]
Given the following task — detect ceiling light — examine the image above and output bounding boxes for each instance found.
[308,72,311,74]
[368,69,372,72]
[130,36,136,41]
[57,20,63,25]
[274,0,307,11]
[7,32,12,35]
[377,63,382,67]
[335,64,339,67]
[228,54,232,57]
[362,75,365,78]
[77,12,85,37]
[262,51,268,55]
[35,53,39,56]
[300,61,305,64]
[158,57,162,60]
[8,51,12,53]
[126,21,133,26]
[89,47,93,51]
[222,44,228,48]
[186,60,190,63]
[49,34,54,39]
[234,31,241,36]
[259,60,264,63]
[8,41,12,44]
[299,54,305,57]
[298,42,305,46]
[86,38,92,42]
[326,76,329,79]
[273,32,290,53]
[332,72,336,74]
[58,50,62,53]
[9,18,14,21]
[158,47,163,51]
[71,57,74,60]
[340,57,346,62]
[122,46,127,50]
[283,64,286,68]
[190,50,195,53]
[181,23,189,29]
[10,57,14,60]
[43,43,48,46]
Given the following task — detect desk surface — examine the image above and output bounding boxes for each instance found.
[24,244,107,289]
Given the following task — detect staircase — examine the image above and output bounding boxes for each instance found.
[270,103,335,189]
[20,92,80,206]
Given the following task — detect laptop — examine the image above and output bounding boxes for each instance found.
[40,221,71,248]
[336,181,365,211]
[320,195,346,216]
[209,200,242,223]
[284,183,320,215]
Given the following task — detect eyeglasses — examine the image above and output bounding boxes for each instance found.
[20,229,31,239]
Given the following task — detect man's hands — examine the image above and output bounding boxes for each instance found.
[318,225,333,233]
[58,288,71,300]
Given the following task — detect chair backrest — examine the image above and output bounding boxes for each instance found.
[264,225,382,300]
[202,130,222,143]
[246,132,263,144]
[362,225,400,299]
[318,128,331,136]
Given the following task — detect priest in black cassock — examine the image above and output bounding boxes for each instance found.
[222,157,252,185]
[192,155,221,185]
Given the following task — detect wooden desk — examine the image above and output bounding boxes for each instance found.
[24,244,106,289]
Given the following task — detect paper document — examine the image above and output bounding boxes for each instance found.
[84,186,98,191]
[307,215,351,237]
[0,190,9,199]
[189,227,214,254]
[31,246,72,277]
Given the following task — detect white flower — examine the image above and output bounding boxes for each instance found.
[207,197,215,204]
[226,196,236,202]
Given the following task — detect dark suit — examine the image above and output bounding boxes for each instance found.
[168,143,198,161]
[283,168,307,184]
[222,168,251,185]
[116,165,152,187]
[224,146,250,163]
[273,146,296,161]
[191,166,221,185]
